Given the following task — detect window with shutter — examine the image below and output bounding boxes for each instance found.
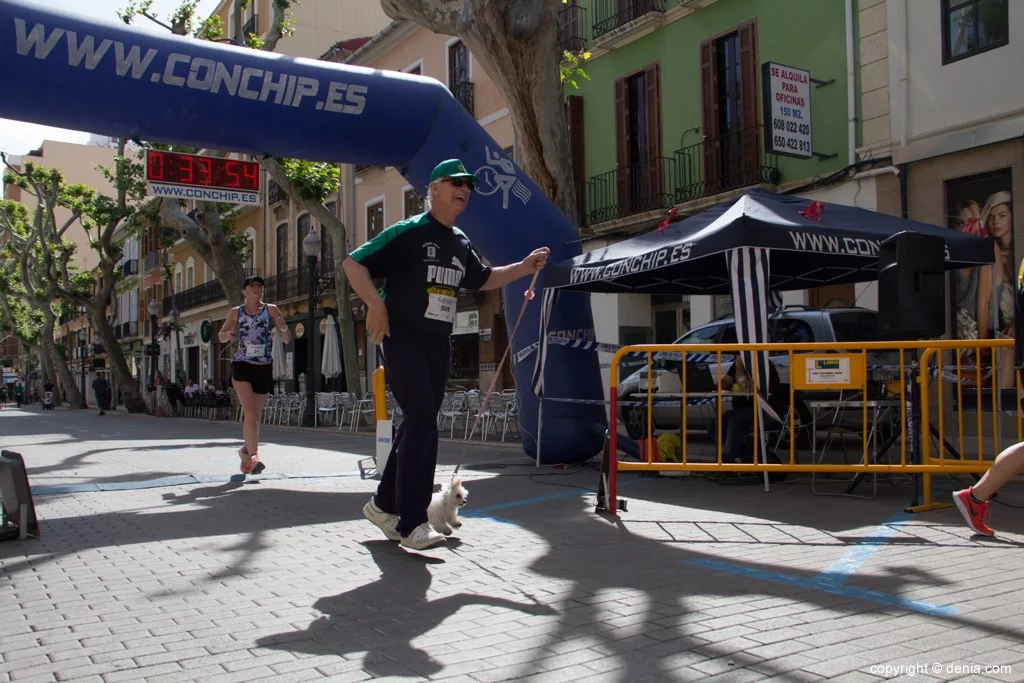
[613,62,662,218]
[366,201,384,239]
[699,21,759,196]
[296,213,310,280]
[276,222,288,275]
[403,189,423,219]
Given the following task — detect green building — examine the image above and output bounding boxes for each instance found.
[560,0,874,341]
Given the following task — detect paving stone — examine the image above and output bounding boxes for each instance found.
[5,410,1024,683]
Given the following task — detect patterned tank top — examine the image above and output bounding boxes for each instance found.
[233,304,273,364]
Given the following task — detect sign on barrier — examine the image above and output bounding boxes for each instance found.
[375,419,393,477]
[794,354,864,390]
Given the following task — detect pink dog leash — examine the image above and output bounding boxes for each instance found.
[451,269,540,478]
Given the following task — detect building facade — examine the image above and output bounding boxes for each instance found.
[148,0,393,395]
[338,20,518,391]
[884,0,1022,388]
[562,0,862,393]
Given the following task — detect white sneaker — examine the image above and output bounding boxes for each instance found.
[400,522,446,550]
[363,497,400,542]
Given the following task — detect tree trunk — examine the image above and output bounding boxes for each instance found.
[381,0,579,221]
[40,315,84,408]
[37,346,57,406]
[87,256,148,412]
[263,160,363,398]
[90,308,146,413]
[159,199,246,306]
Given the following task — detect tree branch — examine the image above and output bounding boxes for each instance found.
[158,199,214,263]
[380,0,460,34]
[262,0,288,52]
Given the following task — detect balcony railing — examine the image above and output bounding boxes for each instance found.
[242,14,258,39]
[264,268,301,302]
[143,251,160,272]
[265,265,333,303]
[114,321,139,340]
[592,0,665,40]
[452,81,474,117]
[559,3,588,52]
[119,259,138,277]
[268,180,287,205]
[163,280,226,315]
[672,125,781,204]
[584,125,780,226]
[585,155,682,225]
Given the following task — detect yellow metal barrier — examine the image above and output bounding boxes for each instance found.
[605,339,1018,515]
[372,365,387,421]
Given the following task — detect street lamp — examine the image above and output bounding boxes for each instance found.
[169,308,180,384]
[77,328,87,409]
[300,226,321,427]
[148,299,159,415]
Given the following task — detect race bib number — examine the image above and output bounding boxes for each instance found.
[425,287,456,323]
[246,343,267,357]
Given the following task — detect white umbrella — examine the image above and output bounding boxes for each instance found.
[321,315,342,386]
[272,328,288,381]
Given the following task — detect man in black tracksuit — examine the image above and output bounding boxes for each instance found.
[343,158,549,550]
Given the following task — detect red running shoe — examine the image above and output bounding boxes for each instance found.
[953,488,994,536]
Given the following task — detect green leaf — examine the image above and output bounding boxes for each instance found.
[279,159,340,203]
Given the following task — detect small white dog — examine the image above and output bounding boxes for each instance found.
[427,476,469,536]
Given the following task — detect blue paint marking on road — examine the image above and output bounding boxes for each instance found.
[686,557,957,616]
[463,489,592,515]
[816,511,910,585]
[684,512,957,616]
[94,475,198,491]
[32,471,364,495]
[463,477,644,518]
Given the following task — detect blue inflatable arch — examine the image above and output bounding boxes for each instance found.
[0,0,607,462]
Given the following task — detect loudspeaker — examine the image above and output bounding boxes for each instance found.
[0,450,40,541]
[877,231,946,340]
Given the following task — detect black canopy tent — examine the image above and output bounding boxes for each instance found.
[544,188,995,296]
[531,188,995,464]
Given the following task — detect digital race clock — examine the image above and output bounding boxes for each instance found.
[145,150,261,193]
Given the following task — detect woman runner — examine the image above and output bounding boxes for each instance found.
[220,275,291,474]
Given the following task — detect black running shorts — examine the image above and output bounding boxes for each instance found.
[231,361,274,395]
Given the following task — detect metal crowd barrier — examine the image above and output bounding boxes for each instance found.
[602,339,1019,515]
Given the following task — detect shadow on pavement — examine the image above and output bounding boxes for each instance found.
[255,540,557,678]
[4,422,1024,680]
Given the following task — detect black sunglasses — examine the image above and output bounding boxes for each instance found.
[446,178,475,190]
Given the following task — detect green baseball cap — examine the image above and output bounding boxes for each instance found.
[429,159,479,184]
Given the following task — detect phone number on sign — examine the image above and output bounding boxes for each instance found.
[869,663,1012,677]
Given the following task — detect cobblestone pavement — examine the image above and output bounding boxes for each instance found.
[3,405,1024,682]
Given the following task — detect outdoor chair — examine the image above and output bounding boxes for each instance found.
[349,393,376,431]
[438,392,469,438]
[315,392,339,427]
[336,392,356,431]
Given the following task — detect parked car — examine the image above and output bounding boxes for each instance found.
[618,306,883,439]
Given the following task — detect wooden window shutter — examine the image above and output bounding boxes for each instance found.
[614,77,629,217]
[738,23,759,184]
[699,39,720,193]
[644,62,662,203]
[567,95,586,227]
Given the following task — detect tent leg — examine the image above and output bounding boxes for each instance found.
[536,397,543,468]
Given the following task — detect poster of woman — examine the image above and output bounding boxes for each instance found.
[948,170,1014,388]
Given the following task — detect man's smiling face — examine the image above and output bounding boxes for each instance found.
[433,177,473,215]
